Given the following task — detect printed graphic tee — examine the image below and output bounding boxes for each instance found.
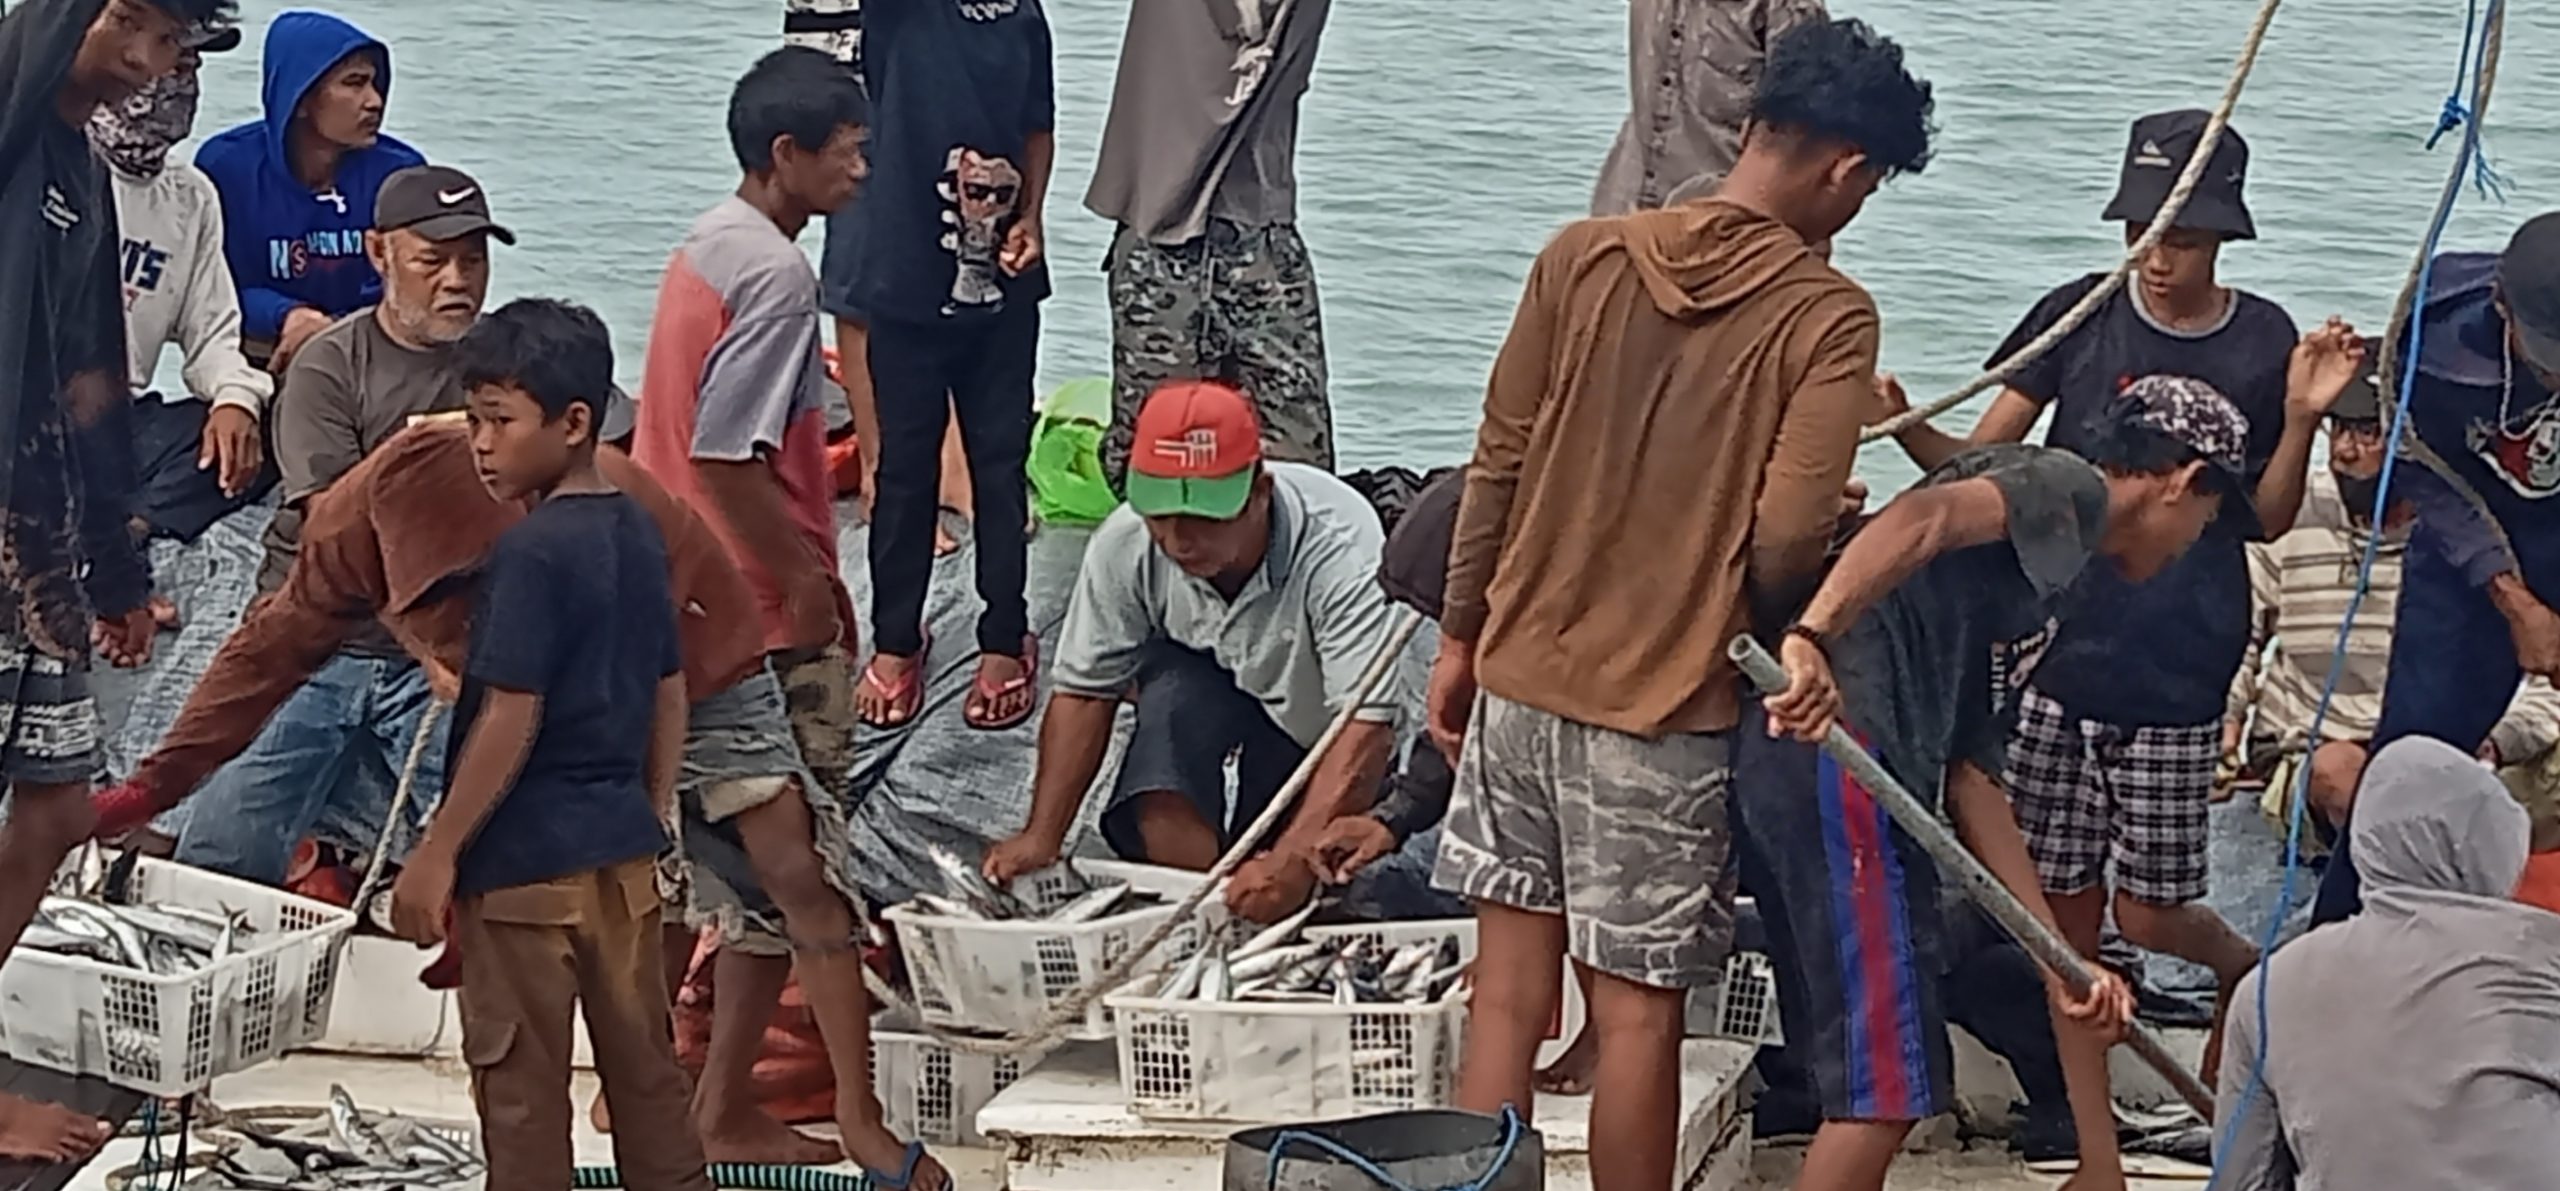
[845,0,1056,324]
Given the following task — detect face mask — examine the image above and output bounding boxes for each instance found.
[87,69,200,179]
[2335,469,2384,520]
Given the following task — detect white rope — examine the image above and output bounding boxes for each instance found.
[879,608,1429,1057]
[1861,0,2287,442]
[348,701,447,937]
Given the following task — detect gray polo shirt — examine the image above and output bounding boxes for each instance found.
[1082,0,1333,245]
[1054,462,1403,745]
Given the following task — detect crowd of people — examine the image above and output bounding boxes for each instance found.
[1,0,2557,1189]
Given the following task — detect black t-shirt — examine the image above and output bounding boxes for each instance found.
[846,0,1056,326]
[450,492,681,897]
[1831,445,2110,807]
[1988,273,2297,726]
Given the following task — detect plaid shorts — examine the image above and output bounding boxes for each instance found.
[2006,685,2215,905]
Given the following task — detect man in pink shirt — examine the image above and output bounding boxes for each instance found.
[633,46,949,1191]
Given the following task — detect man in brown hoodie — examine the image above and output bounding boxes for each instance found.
[1427,18,1934,1189]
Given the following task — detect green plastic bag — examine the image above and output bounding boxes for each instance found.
[1028,377,1120,527]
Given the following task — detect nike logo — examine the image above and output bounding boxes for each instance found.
[437,186,477,205]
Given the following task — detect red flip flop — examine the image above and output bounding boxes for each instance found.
[965,636,1039,732]
[858,637,929,728]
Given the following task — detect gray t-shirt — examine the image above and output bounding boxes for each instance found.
[1053,462,1404,745]
[1829,444,2109,805]
[1082,0,1331,245]
[259,308,464,653]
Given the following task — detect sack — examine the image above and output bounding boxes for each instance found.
[1223,1109,1542,1191]
[1026,377,1119,528]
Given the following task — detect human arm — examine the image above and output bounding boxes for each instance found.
[1944,761,2134,1034]
[982,692,1119,884]
[389,687,540,945]
[1747,309,1883,616]
[2228,540,2281,742]
[2252,319,2366,539]
[1887,384,2045,473]
[259,331,367,587]
[174,178,273,493]
[999,11,1055,279]
[2213,970,2294,1191]
[648,673,687,828]
[1314,738,1452,885]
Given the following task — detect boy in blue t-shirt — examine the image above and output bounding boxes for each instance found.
[386,298,712,1191]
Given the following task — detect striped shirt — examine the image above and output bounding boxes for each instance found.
[2232,471,2560,763]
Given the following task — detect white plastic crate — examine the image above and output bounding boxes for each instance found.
[1697,950,1783,1045]
[0,857,355,1096]
[1104,919,1471,1123]
[882,859,1214,1042]
[868,1014,1028,1148]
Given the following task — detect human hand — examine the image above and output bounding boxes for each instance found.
[92,606,157,669]
[999,218,1045,276]
[1309,816,1399,885]
[982,829,1063,888]
[1763,632,1840,742]
[388,848,456,947]
[199,405,264,497]
[1224,851,1316,924]
[2503,589,2560,680]
[2219,715,2244,760]
[424,657,462,704]
[273,307,333,371]
[90,778,166,843]
[2285,317,2368,420]
[2049,965,2136,1042]
[1869,371,1913,426]
[1425,641,1478,765]
[1837,477,1870,527]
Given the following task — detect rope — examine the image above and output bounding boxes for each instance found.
[1860,0,2286,442]
[346,700,448,937]
[875,608,1430,1057]
[2210,1,2504,1183]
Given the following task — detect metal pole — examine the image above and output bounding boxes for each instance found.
[1727,635,2215,1120]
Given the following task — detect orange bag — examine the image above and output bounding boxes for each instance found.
[670,935,841,1126]
[2517,850,2560,916]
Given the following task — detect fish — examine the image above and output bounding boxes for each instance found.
[927,843,1026,919]
[901,858,1165,926]
[1229,942,1323,983]
[1045,882,1132,924]
[910,893,982,920]
[327,1085,402,1169]
[1230,898,1321,959]
[1161,917,1471,1006]
[17,897,264,975]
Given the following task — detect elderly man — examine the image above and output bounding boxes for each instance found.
[983,380,1406,924]
[162,164,519,888]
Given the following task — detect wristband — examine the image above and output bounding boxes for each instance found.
[1783,621,1833,658]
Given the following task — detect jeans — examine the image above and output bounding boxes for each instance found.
[175,652,448,885]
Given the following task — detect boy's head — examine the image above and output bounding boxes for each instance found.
[728,46,871,217]
[456,298,615,502]
[2495,212,2560,392]
[2104,110,2254,306]
[1125,381,1276,582]
[68,0,232,107]
[2081,374,2258,581]
[1737,17,1935,244]
[2324,363,2394,519]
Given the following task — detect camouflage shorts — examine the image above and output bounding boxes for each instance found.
[661,659,862,956]
[1432,690,1738,989]
[1102,219,1333,485]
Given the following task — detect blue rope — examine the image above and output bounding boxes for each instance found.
[1262,1104,1526,1191]
[2207,2,2501,1183]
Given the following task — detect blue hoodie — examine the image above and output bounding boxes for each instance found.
[193,10,423,342]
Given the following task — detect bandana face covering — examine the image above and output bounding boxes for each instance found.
[88,66,199,179]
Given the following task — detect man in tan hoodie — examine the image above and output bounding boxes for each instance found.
[1428,18,1935,1190]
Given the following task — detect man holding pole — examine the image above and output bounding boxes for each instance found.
[1753,377,2253,1191]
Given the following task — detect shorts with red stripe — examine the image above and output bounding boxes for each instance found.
[1733,703,1954,1124]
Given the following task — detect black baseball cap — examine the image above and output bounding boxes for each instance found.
[2104,374,2263,538]
[2498,212,2560,378]
[186,20,242,53]
[374,165,517,246]
[2102,109,2255,241]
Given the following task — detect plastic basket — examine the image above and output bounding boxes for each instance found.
[882,859,1214,1042]
[1105,920,1471,1123]
[0,857,355,1096]
[1698,950,1783,1045]
[868,1014,1028,1148]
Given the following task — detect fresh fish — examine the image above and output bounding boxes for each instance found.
[1197,952,1234,1002]
[1158,945,1209,999]
[1230,898,1321,959]
[100,845,142,905]
[19,921,117,962]
[328,1085,401,1168]
[1230,942,1323,983]
[927,844,1024,919]
[1045,882,1131,924]
[911,893,981,921]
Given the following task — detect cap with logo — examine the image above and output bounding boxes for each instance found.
[2106,374,2262,537]
[374,165,517,246]
[2102,109,2254,241]
[186,19,242,53]
[2499,212,2560,380]
[1125,381,1264,520]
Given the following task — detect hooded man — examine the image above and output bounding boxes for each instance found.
[2217,736,2560,1190]
[0,0,225,1165]
[194,9,423,370]
[1424,20,1933,1190]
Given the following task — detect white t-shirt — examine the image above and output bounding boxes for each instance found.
[110,161,273,415]
[1054,462,1405,746]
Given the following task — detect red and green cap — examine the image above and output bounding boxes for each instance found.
[1126,381,1263,520]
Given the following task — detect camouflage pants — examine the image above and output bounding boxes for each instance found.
[1432,690,1737,989]
[1103,219,1332,485]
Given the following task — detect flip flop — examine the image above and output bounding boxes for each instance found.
[866,1139,941,1190]
[965,635,1038,732]
[858,637,930,729]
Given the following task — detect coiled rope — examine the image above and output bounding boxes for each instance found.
[2210,0,2505,1184]
[1861,0,2286,442]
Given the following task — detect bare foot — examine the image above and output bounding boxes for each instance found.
[963,649,1035,731]
[698,1104,839,1166]
[590,1090,611,1134]
[843,1118,948,1191]
[1534,1030,1597,1096]
[933,521,960,558]
[856,651,926,728]
[0,1092,112,1162]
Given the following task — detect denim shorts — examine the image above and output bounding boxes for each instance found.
[665,665,860,955]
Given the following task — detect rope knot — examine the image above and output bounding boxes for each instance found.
[2426,95,2469,149]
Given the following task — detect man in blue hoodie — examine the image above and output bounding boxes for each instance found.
[193,9,421,371]
[2312,211,2560,924]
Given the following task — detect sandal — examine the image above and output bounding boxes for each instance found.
[858,638,929,728]
[866,1139,946,1190]
[964,635,1039,732]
